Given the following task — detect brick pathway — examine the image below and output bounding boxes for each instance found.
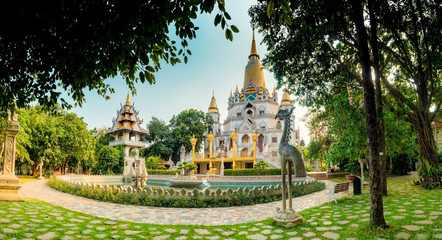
[19,180,344,226]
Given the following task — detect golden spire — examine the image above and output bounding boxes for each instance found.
[235,85,239,94]
[208,91,219,113]
[273,86,277,94]
[125,92,132,106]
[281,89,292,106]
[229,90,233,98]
[249,26,259,59]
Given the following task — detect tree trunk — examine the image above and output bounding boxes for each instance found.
[368,0,387,196]
[414,111,440,184]
[351,0,387,228]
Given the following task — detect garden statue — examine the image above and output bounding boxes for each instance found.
[129,159,148,188]
[0,108,22,201]
[274,107,306,226]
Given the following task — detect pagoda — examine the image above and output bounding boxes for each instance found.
[108,94,148,181]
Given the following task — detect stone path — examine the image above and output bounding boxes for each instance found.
[19,180,343,226]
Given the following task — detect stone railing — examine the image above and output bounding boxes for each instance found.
[58,177,316,199]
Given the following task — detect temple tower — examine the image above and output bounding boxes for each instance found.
[108,94,147,180]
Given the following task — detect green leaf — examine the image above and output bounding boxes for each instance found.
[139,72,145,83]
[186,49,192,55]
[267,0,274,17]
[146,65,155,72]
[214,14,222,26]
[221,18,226,29]
[225,29,233,41]
[283,13,292,26]
[153,46,162,51]
[184,56,188,64]
[281,0,291,13]
[224,12,231,20]
[231,25,239,33]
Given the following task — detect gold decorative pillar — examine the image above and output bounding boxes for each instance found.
[251,130,259,165]
[190,136,197,163]
[230,130,237,169]
[0,109,22,201]
[207,132,215,173]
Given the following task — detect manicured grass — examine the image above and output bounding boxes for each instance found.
[18,177,39,184]
[0,178,440,239]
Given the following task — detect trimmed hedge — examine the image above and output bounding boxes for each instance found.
[147,170,180,175]
[224,168,282,176]
[47,178,325,208]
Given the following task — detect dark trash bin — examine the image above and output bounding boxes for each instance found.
[353,176,361,195]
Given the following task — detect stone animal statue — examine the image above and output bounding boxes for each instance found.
[275,107,306,215]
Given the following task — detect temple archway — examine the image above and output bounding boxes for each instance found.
[241,148,249,157]
[242,134,250,145]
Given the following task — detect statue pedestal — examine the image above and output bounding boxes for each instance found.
[0,174,22,201]
[274,209,304,227]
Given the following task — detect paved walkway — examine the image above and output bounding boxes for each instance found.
[19,180,343,226]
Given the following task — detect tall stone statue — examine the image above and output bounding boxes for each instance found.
[130,159,148,188]
[274,107,306,226]
[0,108,22,201]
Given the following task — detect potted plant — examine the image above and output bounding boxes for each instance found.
[177,161,198,176]
[344,161,360,183]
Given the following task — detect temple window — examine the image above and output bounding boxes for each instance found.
[242,134,250,145]
[245,163,254,169]
[247,110,253,117]
[272,137,277,143]
[237,112,241,117]
[259,110,264,116]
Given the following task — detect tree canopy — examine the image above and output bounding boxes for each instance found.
[0,0,238,111]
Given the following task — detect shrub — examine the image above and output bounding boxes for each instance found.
[47,178,325,208]
[391,153,413,175]
[224,168,282,176]
[344,161,360,175]
[146,170,180,175]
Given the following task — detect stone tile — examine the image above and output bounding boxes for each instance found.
[323,221,332,225]
[247,234,267,240]
[349,224,358,228]
[413,210,424,214]
[37,232,58,240]
[395,232,410,239]
[416,234,428,239]
[222,231,234,236]
[337,220,349,224]
[90,220,101,224]
[249,227,260,231]
[164,228,176,233]
[286,231,297,236]
[415,220,433,224]
[3,228,17,233]
[96,227,106,231]
[434,234,442,239]
[322,232,340,239]
[402,225,423,231]
[180,229,189,234]
[274,229,283,233]
[316,227,329,231]
[288,238,302,240]
[261,229,272,234]
[104,221,116,225]
[392,215,405,219]
[95,234,107,238]
[195,229,211,235]
[123,230,141,235]
[153,235,170,240]
[303,232,316,237]
[270,235,283,239]
[206,236,219,240]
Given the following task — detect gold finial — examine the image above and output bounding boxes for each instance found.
[208,92,219,113]
[281,89,292,106]
[229,91,233,98]
[273,86,277,94]
[235,85,239,94]
[125,92,132,106]
[249,26,259,59]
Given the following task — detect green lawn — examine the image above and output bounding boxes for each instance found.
[0,178,440,239]
[18,177,39,184]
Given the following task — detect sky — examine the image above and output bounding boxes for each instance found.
[64,0,311,144]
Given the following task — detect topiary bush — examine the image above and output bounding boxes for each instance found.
[146,170,180,175]
[224,168,282,176]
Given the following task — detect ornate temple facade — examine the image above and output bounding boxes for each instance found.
[205,29,301,169]
[108,94,148,180]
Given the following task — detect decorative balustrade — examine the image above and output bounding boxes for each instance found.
[58,177,316,199]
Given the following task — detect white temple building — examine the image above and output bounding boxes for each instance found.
[205,28,301,168]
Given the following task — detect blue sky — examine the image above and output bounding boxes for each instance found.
[65,0,311,144]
